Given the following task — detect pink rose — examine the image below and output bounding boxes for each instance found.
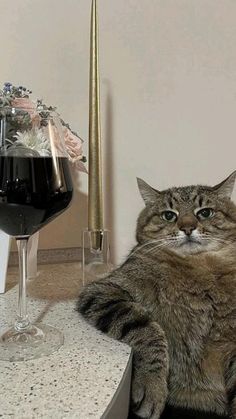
[11,97,36,114]
[11,97,40,127]
[63,128,87,173]
[50,125,87,173]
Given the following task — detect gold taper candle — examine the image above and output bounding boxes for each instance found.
[88,0,103,231]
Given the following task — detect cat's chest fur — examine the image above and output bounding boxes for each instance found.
[159,252,236,301]
[149,251,236,346]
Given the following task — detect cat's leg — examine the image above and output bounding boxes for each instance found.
[78,280,169,419]
[225,354,236,419]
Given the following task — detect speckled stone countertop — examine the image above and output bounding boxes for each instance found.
[0,263,132,419]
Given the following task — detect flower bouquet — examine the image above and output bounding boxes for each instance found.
[0,82,87,172]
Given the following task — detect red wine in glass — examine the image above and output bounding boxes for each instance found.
[0,156,73,237]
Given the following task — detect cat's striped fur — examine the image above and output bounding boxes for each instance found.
[78,172,236,419]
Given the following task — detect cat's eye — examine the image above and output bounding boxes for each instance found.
[161,211,177,223]
[196,208,215,220]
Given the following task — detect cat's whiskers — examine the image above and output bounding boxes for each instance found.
[128,239,168,260]
[200,235,232,245]
[128,233,234,260]
[144,237,180,254]
[144,242,169,255]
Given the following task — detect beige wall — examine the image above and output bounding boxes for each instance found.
[1,0,236,262]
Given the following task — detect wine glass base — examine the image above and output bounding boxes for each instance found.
[0,323,64,362]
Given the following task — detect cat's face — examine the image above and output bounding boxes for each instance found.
[136,172,236,255]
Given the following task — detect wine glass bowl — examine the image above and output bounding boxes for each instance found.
[0,105,73,361]
[0,106,73,237]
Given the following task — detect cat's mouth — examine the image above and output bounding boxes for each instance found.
[182,237,202,245]
[177,236,204,252]
[165,232,219,254]
[175,230,206,249]
[179,241,201,249]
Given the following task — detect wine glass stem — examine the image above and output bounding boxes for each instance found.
[15,238,30,332]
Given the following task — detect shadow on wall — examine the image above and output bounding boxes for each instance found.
[104,79,117,264]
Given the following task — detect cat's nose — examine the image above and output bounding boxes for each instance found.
[178,215,198,236]
[179,226,196,236]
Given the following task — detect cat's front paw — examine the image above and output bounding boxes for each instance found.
[131,370,168,419]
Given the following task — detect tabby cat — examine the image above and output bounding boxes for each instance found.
[78,172,236,419]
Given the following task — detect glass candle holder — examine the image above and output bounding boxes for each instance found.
[82,229,113,285]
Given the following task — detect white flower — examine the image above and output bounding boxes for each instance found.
[13,128,51,156]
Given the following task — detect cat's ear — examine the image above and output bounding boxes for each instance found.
[137,178,160,205]
[212,171,236,198]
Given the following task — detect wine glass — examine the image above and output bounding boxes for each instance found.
[0,105,73,361]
